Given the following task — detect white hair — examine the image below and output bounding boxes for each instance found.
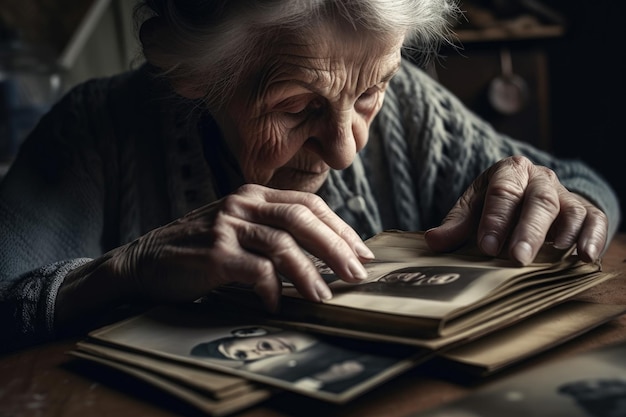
[135,0,459,108]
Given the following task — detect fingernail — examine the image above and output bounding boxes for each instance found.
[586,242,599,261]
[348,258,369,280]
[512,241,533,265]
[315,280,333,301]
[481,234,500,256]
[355,243,375,260]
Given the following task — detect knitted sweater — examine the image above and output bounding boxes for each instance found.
[0,61,620,350]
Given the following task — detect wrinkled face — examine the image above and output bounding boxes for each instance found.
[211,24,405,192]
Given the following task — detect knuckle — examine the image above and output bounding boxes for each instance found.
[272,229,298,250]
[336,223,358,242]
[251,258,276,280]
[535,165,559,182]
[532,188,560,213]
[220,193,246,213]
[302,193,326,211]
[508,155,524,163]
[458,192,473,209]
[586,204,606,219]
[525,221,551,241]
[563,202,587,220]
[237,183,261,195]
[282,203,314,225]
[588,208,609,232]
[497,155,533,171]
[490,180,525,202]
[509,155,532,168]
[257,227,299,260]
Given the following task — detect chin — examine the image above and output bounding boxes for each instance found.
[268,170,329,193]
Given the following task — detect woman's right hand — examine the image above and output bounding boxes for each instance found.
[58,184,374,324]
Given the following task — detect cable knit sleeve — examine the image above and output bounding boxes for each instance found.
[372,60,621,241]
[0,79,116,350]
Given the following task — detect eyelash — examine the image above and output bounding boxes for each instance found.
[284,100,323,118]
[354,89,380,112]
[276,87,381,120]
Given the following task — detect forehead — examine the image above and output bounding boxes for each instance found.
[255,23,405,89]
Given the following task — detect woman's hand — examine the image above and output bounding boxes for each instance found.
[424,156,609,265]
[109,184,373,311]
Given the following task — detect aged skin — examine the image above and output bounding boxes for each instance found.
[210,23,405,193]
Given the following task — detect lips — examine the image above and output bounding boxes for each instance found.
[286,163,330,176]
[268,165,330,192]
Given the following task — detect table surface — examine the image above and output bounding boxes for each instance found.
[1,234,625,417]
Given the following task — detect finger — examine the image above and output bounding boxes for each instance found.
[576,207,609,262]
[575,199,608,262]
[505,166,561,265]
[260,202,370,282]
[549,187,587,250]
[475,158,531,259]
[235,185,375,261]
[234,218,333,303]
[425,182,484,252]
[225,190,370,282]
[220,248,283,313]
[549,191,608,262]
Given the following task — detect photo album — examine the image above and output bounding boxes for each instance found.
[70,230,625,415]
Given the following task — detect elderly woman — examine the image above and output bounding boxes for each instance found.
[0,0,620,350]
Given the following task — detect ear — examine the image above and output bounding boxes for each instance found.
[139,17,165,64]
[139,17,207,99]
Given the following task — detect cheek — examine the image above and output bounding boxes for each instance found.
[236,116,306,182]
[352,118,371,152]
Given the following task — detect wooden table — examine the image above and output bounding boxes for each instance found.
[1,234,625,417]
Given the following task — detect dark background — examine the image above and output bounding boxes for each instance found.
[546,0,625,233]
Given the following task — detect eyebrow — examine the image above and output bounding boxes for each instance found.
[289,61,402,96]
[260,60,402,111]
[380,63,401,84]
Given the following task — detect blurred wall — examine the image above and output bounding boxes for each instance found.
[60,0,140,92]
[544,1,626,232]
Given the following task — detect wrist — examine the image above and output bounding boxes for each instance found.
[54,248,136,330]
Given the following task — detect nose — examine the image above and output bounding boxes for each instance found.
[305,111,364,170]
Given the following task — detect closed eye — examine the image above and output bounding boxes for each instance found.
[358,87,379,103]
[274,94,321,115]
[355,86,382,113]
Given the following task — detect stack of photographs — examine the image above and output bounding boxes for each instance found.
[69,230,626,415]
[71,306,433,413]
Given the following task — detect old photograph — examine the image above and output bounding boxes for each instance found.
[89,306,426,402]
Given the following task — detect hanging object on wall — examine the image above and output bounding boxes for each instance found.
[487,47,529,115]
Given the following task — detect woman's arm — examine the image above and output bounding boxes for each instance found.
[1,76,378,350]
[0,80,113,349]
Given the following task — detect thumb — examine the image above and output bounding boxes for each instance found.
[425,189,483,252]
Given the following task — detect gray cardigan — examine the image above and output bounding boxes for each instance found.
[0,60,620,349]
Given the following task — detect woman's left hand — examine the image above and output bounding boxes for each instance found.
[424,156,609,265]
